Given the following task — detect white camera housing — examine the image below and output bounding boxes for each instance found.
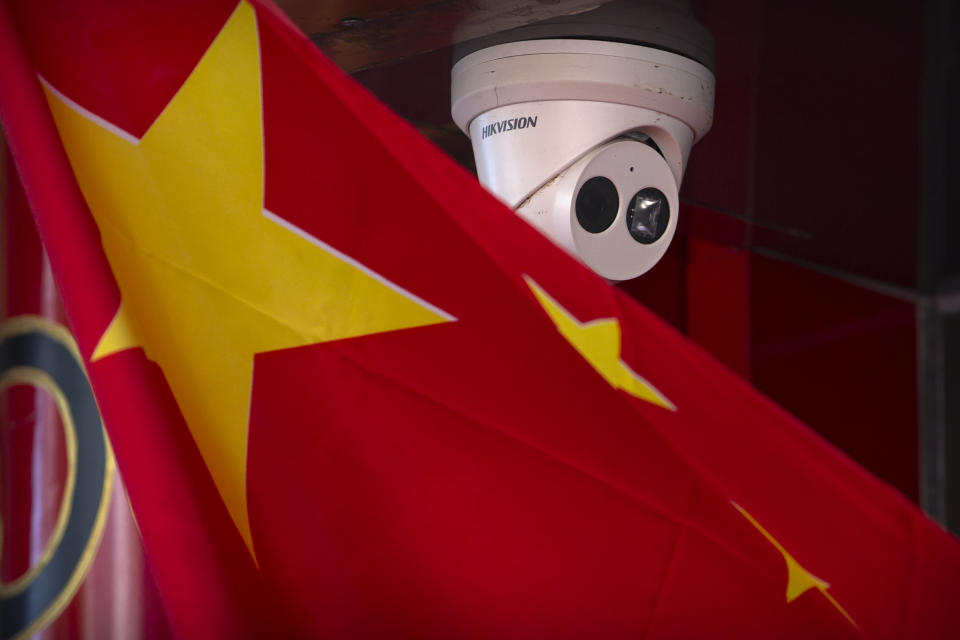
[451,38,715,280]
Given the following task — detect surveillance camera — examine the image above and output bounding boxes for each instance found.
[450,1,715,280]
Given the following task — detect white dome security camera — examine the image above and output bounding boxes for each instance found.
[451,1,715,280]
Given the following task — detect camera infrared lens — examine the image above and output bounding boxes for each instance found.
[575,176,619,233]
[626,188,669,244]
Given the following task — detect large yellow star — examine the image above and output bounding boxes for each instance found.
[40,0,452,558]
[732,502,857,628]
[524,276,675,411]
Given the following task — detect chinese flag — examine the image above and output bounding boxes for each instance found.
[1,1,958,638]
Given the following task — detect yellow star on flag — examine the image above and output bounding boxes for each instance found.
[524,276,675,411]
[41,0,453,558]
[732,502,857,628]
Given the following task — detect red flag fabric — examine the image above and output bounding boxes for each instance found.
[1,1,958,638]
[0,151,175,640]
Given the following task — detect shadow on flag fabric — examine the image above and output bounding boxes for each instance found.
[0,0,958,637]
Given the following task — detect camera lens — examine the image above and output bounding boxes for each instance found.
[575,177,619,233]
[626,188,670,244]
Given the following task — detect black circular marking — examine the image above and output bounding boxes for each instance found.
[575,176,619,234]
[0,329,108,640]
[626,187,670,244]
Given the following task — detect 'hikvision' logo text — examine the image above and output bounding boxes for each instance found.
[481,116,538,139]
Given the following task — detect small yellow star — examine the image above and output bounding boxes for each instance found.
[732,502,857,628]
[41,0,452,558]
[524,276,674,411]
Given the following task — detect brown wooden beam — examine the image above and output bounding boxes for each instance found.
[275,0,614,73]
